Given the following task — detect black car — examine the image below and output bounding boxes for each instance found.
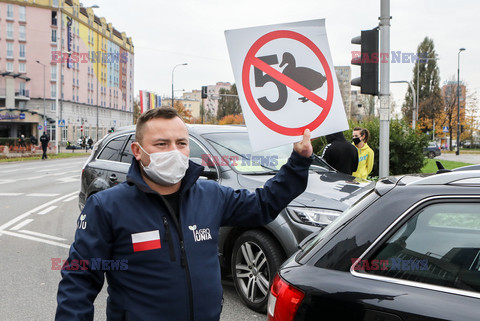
[79,124,369,312]
[424,141,441,159]
[267,170,480,321]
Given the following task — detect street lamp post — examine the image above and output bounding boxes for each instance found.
[36,61,46,134]
[171,63,187,107]
[456,48,466,156]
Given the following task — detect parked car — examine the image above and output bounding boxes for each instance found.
[79,124,370,312]
[424,141,441,159]
[267,170,480,321]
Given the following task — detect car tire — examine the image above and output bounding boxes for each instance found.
[231,229,285,313]
[428,151,435,159]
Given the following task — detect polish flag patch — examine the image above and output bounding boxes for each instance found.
[131,230,161,252]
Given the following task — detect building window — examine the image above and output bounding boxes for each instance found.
[51,102,56,111]
[7,4,13,20]
[51,11,57,26]
[19,82,26,96]
[19,25,26,41]
[19,44,26,59]
[19,6,26,22]
[7,23,14,39]
[6,62,13,72]
[51,84,57,98]
[7,43,13,58]
[53,0,59,7]
[51,65,57,81]
[19,63,26,73]
[51,29,57,43]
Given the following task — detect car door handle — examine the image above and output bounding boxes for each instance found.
[109,174,118,182]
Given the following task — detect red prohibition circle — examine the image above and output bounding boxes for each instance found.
[242,30,334,136]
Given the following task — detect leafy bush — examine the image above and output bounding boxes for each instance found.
[313,118,429,177]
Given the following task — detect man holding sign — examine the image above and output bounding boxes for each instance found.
[55,107,313,321]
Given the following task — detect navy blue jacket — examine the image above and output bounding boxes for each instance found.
[55,151,312,321]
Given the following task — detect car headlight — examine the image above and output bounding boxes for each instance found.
[286,207,342,227]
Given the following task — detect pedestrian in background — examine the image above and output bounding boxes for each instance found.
[40,132,50,160]
[87,137,93,150]
[55,107,314,321]
[321,131,358,175]
[352,127,374,179]
[18,134,26,153]
[29,134,38,151]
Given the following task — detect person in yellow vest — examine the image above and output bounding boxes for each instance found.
[352,127,374,179]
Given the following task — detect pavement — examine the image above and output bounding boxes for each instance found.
[435,152,480,164]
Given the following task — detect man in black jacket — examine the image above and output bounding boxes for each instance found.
[321,131,358,175]
[40,132,50,160]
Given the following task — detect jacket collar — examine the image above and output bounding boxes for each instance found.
[126,157,204,194]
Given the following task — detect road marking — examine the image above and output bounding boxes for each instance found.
[37,206,58,215]
[18,229,67,241]
[0,169,20,173]
[0,193,24,196]
[0,179,15,185]
[25,175,47,180]
[10,219,34,231]
[0,230,70,249]
[27,193,61,197]
[63,195,78,202]
[56,177,80,183]
[0,191,77,231]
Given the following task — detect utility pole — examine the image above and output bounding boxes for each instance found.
[378,0,391,177]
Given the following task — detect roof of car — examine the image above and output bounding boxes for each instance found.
[113,123,247,136]
[408,170,480,186]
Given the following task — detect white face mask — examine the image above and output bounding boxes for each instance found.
[137,143,189,186]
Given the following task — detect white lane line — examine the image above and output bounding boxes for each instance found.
[10,219,34,231]
[27,193,61,197]
[56,177,80,183]
[37,206,58,215]
[0,191,78,231]
[0,193,24,196]
[19,229,67,241]
[25,175,47,180]
[0,179,15,185]
[63,195,78,202]
[0,169,20,173]
[0,230,70,249]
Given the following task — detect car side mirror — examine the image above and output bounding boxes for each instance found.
[190,157,218,180]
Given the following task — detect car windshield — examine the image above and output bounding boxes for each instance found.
[203,132,331,174]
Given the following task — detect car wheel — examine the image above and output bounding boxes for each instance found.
[231,230,285,313]
[428,151,435,159]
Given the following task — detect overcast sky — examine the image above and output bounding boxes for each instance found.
[86,0,479,114]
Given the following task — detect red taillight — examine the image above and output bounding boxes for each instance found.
[268,274,305,321]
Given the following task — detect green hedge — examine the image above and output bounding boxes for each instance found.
[313,118,429,177]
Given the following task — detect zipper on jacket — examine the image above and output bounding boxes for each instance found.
[162,216,176,262]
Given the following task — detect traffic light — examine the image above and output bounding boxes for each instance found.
[201,86,208,99]
[351,28,379,96]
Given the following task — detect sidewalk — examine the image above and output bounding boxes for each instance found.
[435,152,480,164]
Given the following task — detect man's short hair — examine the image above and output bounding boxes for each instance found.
[135,107,182,143]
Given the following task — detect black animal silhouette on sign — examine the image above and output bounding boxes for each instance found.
[279,52,327,102]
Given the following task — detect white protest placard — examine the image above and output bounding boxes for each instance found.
[225,19,348,151]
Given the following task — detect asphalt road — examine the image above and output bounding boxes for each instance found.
[0,156,265,321]
[435,152,480,164]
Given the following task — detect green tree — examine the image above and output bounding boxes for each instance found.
[217,84,241,120]
[402,37,443,133]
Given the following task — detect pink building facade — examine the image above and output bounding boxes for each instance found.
[0,0,134,145]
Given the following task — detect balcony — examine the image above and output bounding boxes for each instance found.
[15,90,30,100]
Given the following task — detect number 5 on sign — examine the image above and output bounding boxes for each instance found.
[225,19,348,152]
